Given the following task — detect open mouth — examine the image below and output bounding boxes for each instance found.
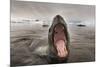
[53,24,68,59]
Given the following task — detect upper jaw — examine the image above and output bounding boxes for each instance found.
[52,15,65,25]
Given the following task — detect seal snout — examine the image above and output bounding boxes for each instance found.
[55,15,62,19]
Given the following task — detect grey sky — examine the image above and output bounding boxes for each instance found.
[11,0,95,25]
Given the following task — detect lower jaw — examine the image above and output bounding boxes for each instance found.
[57,54,67,60]
[55,40,68,58]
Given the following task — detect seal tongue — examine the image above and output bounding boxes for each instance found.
[55,40,68,58]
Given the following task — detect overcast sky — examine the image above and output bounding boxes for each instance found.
[11,0,95,26]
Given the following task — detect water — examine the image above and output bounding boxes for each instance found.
[11,21,95,65]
